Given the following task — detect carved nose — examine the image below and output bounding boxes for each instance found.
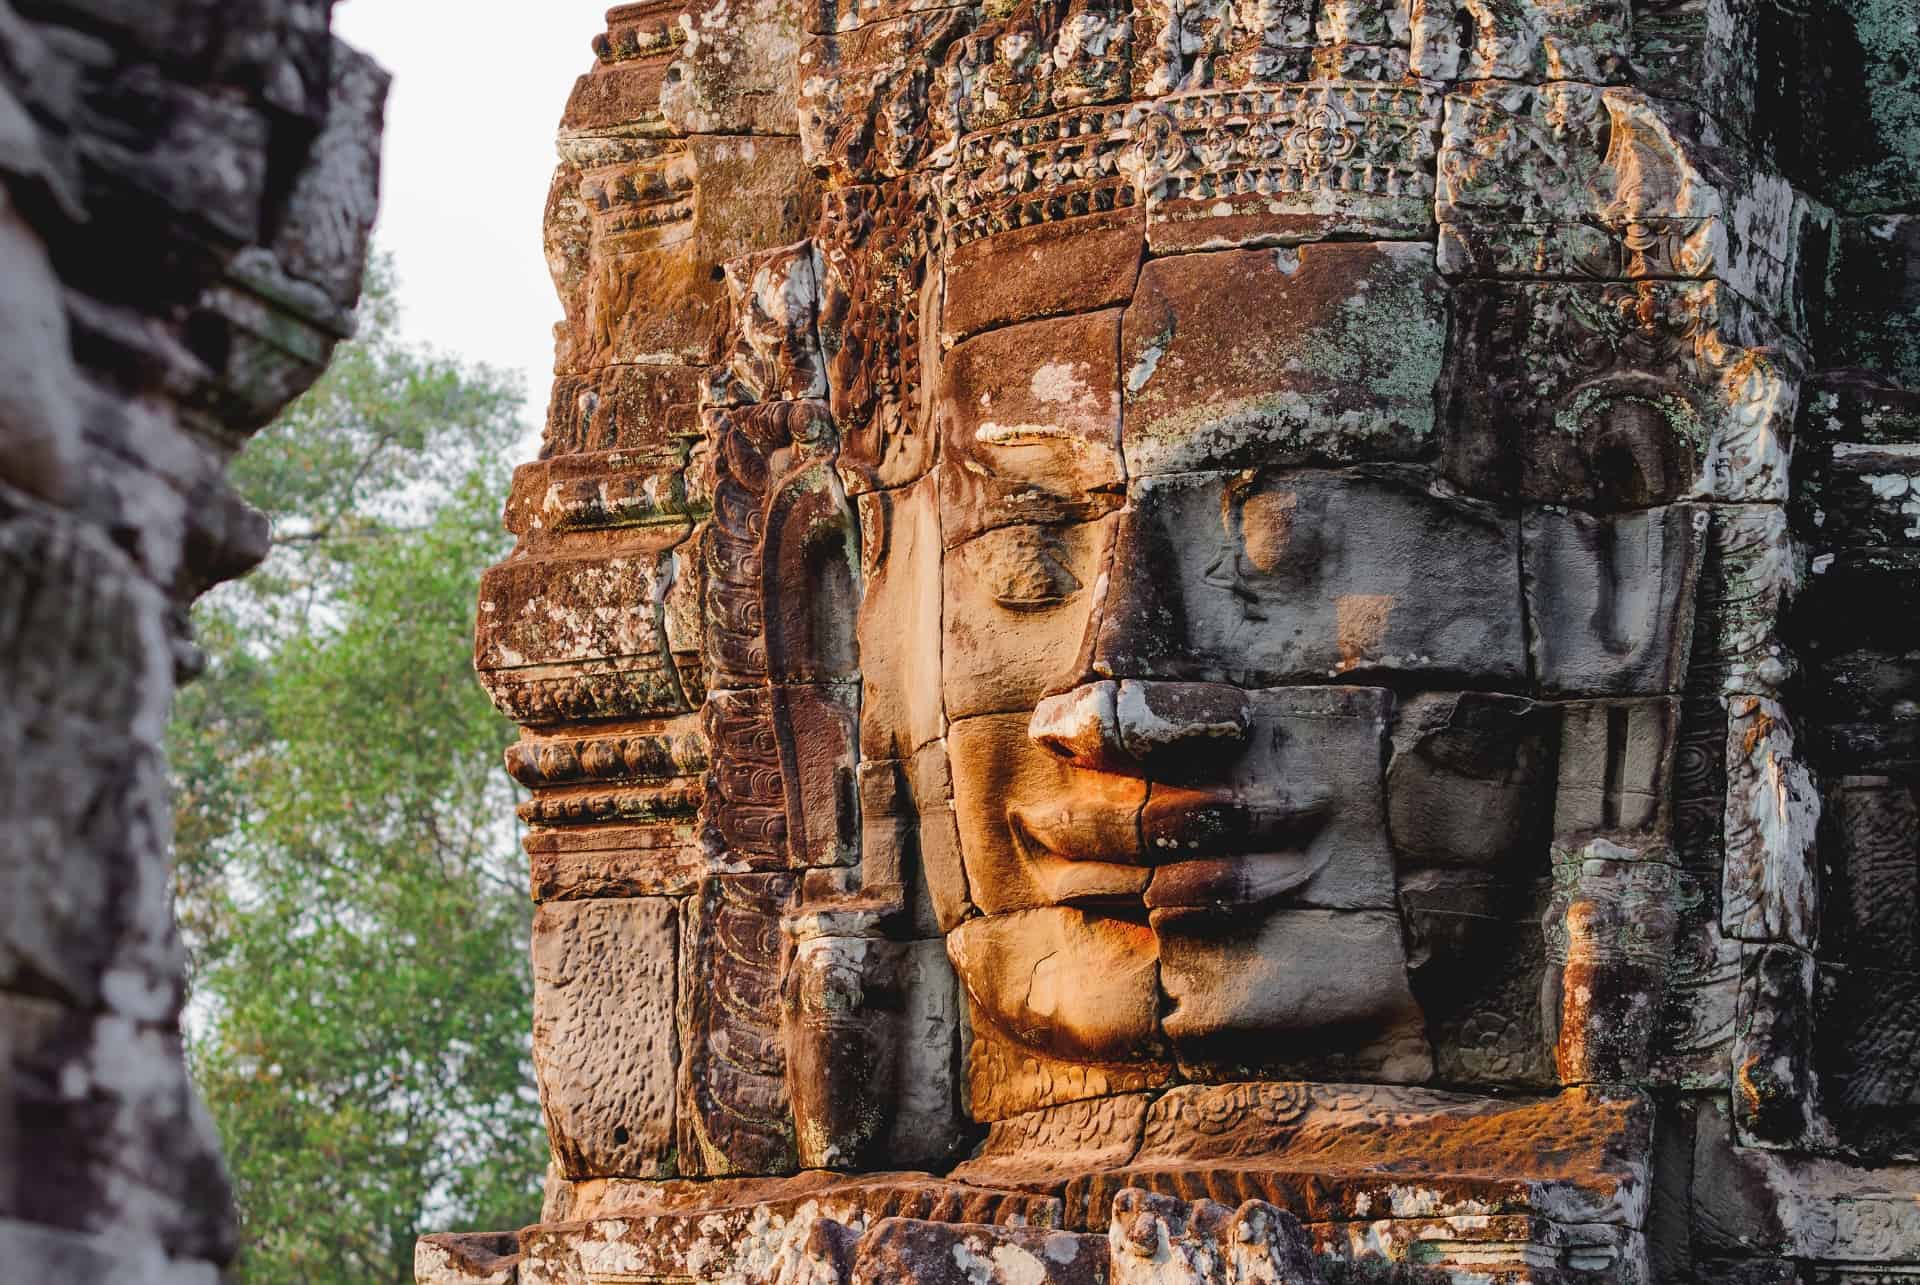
[1029,680,1252,772]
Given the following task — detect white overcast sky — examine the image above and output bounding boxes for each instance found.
[331,1,617,440]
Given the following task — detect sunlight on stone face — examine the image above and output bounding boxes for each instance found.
[908,197,1713,1099]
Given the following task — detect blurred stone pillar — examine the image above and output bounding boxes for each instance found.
[0,1,385,1277]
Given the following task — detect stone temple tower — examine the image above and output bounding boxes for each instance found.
[428,0,1920,1280]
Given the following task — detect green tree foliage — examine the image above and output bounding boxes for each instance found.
[170,256,547,1282]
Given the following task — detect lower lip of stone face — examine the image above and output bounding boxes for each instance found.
[1142,850,1327,911]
[1012,800,1332,911]
[1024,846,1329,913]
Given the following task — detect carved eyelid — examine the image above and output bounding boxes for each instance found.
[1220,476,1302,576]
[995,591,1075,611]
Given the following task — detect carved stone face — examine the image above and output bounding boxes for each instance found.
[930,244,1466,1082]
[827,51,1787,1111]
[521,0,1820,1150]
[913,229,1727,1105]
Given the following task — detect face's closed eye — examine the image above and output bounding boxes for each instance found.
[943,514,1116,721]
[1203,476,1332,615]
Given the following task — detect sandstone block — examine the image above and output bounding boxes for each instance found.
[1157,908,1430,1081]
[947,712,1148,915]
[1523,505,1709,697]
[852,1218,1109,1285]
[1132,84,1442,253]
[1412,0,1629,80]
[965,993,1177,1124]
[951,1093,1155,1193]
[532,899,679,1180]
[939,310,1125,548]
[1078,1082,1653,1230]
[940,210,1144,345]
[1692,1097,1920,1262]
[516,1176,1061,1285]
[1436,82,1811,327]
[1402,869,1557,1089]
[563,49,669,133]
[1648,873,1741,1089]
[1121,244,1447,479]
[1388,691,1557,870]
[1108,1189,1323,1284]
[1721,695,1821,949]
[476,538,696,726]
[856,472,945,760]
[943,517,1117,722]
[544,364,702,458]
[415,1233,520,1285]
[1442,280,1799,507]
[1551,698,1681,837]
[948,908,1164,1066]
[1816,959,1920,1160]
[661,0,806,135]
[1157,686,1397,914]
[1098,470,1524,688]
[678,874,799,1177]
[908,739,977,933]
[1542,840,1681,1083]
[526,823,706,903]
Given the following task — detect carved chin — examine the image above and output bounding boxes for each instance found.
[1155,909,1434,1081]
[947,908,1163,1064]
[947,903,1436,1078]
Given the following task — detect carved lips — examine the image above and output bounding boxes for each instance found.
[1009,783,1334,915]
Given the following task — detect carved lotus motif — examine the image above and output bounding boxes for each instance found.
[1282,101,1355,173]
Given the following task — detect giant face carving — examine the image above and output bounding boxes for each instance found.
[914,238,1718,1103]
[659,10,1814,1144]
[799,30,1798,1119]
